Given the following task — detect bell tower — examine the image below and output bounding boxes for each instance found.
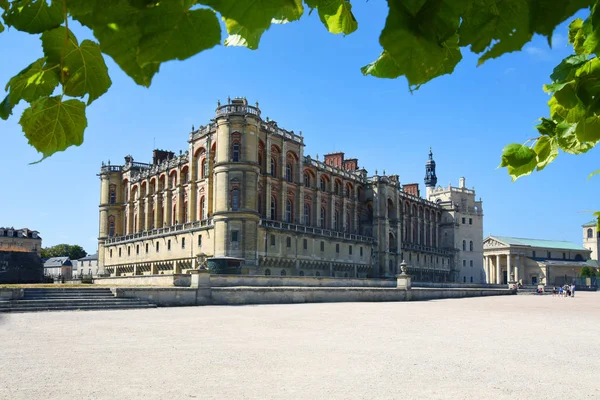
[424,148,437,199]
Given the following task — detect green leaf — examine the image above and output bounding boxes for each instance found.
[499,143,538,181]
[202,0,303,50]
[529,0,593,43]
[19,96,87,162]
[305,0,358,35]
[137,6,221,64]
[536,117,558,137]
[0,20,4,33]
[588,169,600,179]
[2,0,63,34]
[555,121,595,154]
[594,212,600,232]
[549,54,589,83]
[548,95,586,123]
[41,27,112,105]
[362,0,463,87]
[533,136,558,171]
[575,116,600,142]
[1,58,60,120]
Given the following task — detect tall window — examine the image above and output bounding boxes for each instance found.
[320,207,326,228]
[285,199,293,223]
[202,159,208,178]
[270,158,276,177]
[286,164,293,182]
[304,203,310,225]
[588,228,594,238]
[109,186,116,204]
[334,210,339,231]
[232,143,240,162]
[346,212,350,232]
[304,173,310,187]
[334,182,341,196]
[462,240,466,251]
[231,188,239,211]
[199,197,205,220]
[270,196,277,220]
[108,216,115,237]
[469,241,473,251]
[320,177,326,192]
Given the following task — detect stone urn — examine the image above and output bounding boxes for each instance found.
[400,260,408,275]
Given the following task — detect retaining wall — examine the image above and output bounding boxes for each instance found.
[94,274,191,287]
[210,275,396,288]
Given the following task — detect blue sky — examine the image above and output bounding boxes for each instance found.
[0,4,597,254]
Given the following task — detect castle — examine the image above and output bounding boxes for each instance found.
[98,98,483,281]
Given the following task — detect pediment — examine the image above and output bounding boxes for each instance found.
[483,238,508,249]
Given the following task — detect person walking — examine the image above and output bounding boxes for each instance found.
[571,283,575,298]
[552,286,557,297]
[558,286,563,297]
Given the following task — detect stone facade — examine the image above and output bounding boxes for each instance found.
[483,236,592,286]
[426,177,484,283]
[0,227,41,255]
[98,97,482,281]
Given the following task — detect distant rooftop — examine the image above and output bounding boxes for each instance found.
[582,219,598,227]
[490,236,589,251]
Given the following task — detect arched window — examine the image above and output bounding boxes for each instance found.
[320,177,326,192]
[320,207,326,228]
[304,203,311,225]
[270,196,277,220]
[334,181,341,196]
[462,240,466,251]
[315,271,321,277]
[469,241,473,251]
[108,216,115,237]
[280,269,287,276]
[231,188,239,211]
[285,199,293,223]
[232,143,240,162]
[286,164,293,182]
[265,268,271,276]
[588,228,594,238]
[304,172,310,187]
[334,210,339,231]
[199,197,206,220]
[270,158,276,177]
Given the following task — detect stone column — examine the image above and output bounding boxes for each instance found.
[507,253,512,282]
[154,194,161,229]
[515,254,520,284]
[495,254,501,284]
[164,192,172,227]
[145,197,152,231]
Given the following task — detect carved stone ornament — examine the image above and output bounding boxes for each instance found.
[483,239,505,248]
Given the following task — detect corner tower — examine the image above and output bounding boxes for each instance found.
[212,97,262,265]
[583,218,599,261]
[424,148,437,198]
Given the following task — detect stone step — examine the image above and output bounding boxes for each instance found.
[24,295,116,299]
[23,289,113,293]
[0,299,147,308]
[0,304,157,313]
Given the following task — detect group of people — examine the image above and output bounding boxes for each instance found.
[552,284,576,297]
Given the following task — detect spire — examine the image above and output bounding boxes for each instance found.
[424,148,437,188]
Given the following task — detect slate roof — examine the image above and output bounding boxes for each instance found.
[582,219,598,227]
[77,253,98,261]
[491,236,589,251]
[43,257,72,268]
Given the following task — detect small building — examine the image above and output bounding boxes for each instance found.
[74,253,101,277]
[0,227,42,256]
[483,236,592,286]
[44,257,73,280]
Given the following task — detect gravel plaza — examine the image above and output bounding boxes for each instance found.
[1,292,599,400]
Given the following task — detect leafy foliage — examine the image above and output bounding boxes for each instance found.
[0,0,596,169]
[498,4,600,229]
[40,244,87,260]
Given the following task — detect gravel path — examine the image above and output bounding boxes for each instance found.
[1,292,599,400]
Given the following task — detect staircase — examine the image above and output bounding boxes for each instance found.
[0,288,157,313]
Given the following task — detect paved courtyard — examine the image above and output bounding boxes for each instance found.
[1,292,599,400]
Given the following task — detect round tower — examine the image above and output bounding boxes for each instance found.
[212,97,262,266]
[98,163,123,268]
[424,148,437,199]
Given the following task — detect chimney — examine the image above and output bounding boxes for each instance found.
[459,177,465,188]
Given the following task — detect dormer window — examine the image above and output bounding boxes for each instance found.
[7,230,13,237]
[32,232,38,239]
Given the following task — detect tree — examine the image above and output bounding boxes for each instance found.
[580,266,592,277]
[40,244,87,260]
[0,1,593,159]
[1,1,599,226]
